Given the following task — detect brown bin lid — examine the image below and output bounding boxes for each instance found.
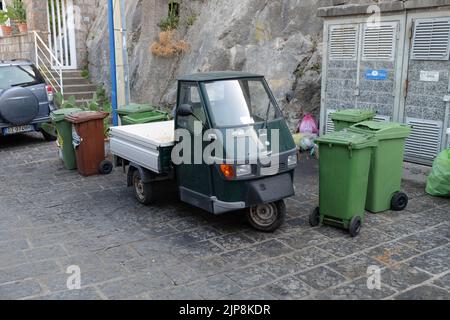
[65,111,109,124]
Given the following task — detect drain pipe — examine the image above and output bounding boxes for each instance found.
[108,0,119,127]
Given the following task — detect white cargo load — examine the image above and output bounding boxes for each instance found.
[110,121,175,173]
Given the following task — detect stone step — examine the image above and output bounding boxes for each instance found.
[63,77,91,86]
[42,70,85,78]
[64,91,96,100]
[64,84,98,94]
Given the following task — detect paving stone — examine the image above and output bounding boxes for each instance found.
[366,241,421,267]
[381,265,432,291]
[264,276,314,300]
[161,263,203,286]
[228,288,276,300]
[148,286,203,300]
[327,255,382,280]
[0,280,43,300]
[296,266,347,290]
[316,239,363,258]
[24,245,68,262]
[291,247,336,269]
[225,266,275,288]
[213,233,256,251]
[186,275,241,299]
[433,273,450,290]
[399,231,448,252]
[256,256,303,278]
[394,285,450,300]
[279,230,330,249]
[220,248,265,269]
[0,260,61,284]
[316,277,396,300]
[251,239,293,258]
[35,287,103,300]
[407,246,450,275]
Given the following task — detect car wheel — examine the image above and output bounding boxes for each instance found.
[247,200,286,233]
[41,129,57,141]
[133,170,154,205]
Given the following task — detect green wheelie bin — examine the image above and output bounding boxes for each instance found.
[349,121,412,213]
[121,110,169,125]
[50,108,83,170]
[310,131,378,237]
[117,104,155,123]
[331,109,376,132]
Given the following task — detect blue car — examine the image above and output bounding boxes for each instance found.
[0,60,56,140]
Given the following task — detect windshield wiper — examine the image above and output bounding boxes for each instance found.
[10,82,36,87]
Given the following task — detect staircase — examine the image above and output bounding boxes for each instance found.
[61,70,98,104]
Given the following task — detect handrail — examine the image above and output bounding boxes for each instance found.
[32,31,64,95]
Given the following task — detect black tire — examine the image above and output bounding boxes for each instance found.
[247,200,286,233]
[99,160,113,175]
[309,207,321,227]
[391,192,408,212]
[133,170,154,205]
[41,129,57,141]
[349,216,362,237]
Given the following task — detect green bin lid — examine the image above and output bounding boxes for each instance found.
[316,131,378,150]
[122,111,169,124]
[349,121,412,140]
[50,108,83,122]
[117,104,155,115]
[331,109,376,123]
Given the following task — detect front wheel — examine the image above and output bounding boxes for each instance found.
[133,170,154,205]
[247,200,286,233]
[41,129,57,141]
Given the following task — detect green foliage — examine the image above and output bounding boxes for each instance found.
[56,86,112,137]
[158,2,180,31]
[187,14,197,27]
[7,0,26,23]
[0,10,8,25]
[81,69,89,79]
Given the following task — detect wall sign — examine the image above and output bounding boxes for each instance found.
[365,69,388,80]
[420,71,440,82]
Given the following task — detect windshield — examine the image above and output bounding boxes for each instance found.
[203,79,281,127]
[0,65,43,90]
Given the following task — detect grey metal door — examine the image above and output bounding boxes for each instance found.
[401,13,450,165]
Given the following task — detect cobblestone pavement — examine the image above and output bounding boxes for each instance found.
[0,133,449,300]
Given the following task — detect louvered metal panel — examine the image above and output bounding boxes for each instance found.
[329,25,358,61]
[405,118,443,163]
[362,23,397,61]
[325,109,336,133]
[373,115,391,122]
[412,18,450,60]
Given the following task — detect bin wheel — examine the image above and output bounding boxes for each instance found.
[41,129,57,141]
[247,200,286,233]
[391,192,408,212]
[99,160,113,175]
[133,170,154,205]
[349,216,362,237]
[309,207,321,227]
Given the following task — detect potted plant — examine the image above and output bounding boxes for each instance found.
[0,10,12,36]
[7,0,27,34]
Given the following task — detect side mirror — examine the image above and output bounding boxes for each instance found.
[177,104,194,117]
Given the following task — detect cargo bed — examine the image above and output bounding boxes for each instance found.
[110,121,175,174]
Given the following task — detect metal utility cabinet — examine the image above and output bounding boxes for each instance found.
[318,1,450,165]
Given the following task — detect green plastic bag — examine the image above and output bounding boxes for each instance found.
[426,149,450,197]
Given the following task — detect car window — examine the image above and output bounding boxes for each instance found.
[0,65,43,89]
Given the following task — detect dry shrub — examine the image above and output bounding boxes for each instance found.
[150,30,189,58]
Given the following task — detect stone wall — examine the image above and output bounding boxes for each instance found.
[0,33,34,61]
[74,0,99,68]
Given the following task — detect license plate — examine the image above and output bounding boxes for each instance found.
[2,125,35,135]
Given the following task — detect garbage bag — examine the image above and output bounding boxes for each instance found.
[426,149,450,197]
[299,114,319,134]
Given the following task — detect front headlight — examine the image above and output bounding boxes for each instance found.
[236,164,252,177]
[288,154,298,167]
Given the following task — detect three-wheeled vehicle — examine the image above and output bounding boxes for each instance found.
[110,72,298,232]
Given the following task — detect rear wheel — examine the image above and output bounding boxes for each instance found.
[99,160,113,175]
[349,216,362,237]
[247,200,286,233]
[133,170,154,205]
[309,207,321,227]
[391,192,408,211]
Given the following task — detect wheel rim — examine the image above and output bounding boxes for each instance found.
[249,203,278,228]
[134,175,145,201]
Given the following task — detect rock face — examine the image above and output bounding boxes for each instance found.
[86,0,377,129]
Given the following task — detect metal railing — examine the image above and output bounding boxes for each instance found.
[32,31,64,95]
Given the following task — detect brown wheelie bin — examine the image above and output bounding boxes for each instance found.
[65,111,113,177]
